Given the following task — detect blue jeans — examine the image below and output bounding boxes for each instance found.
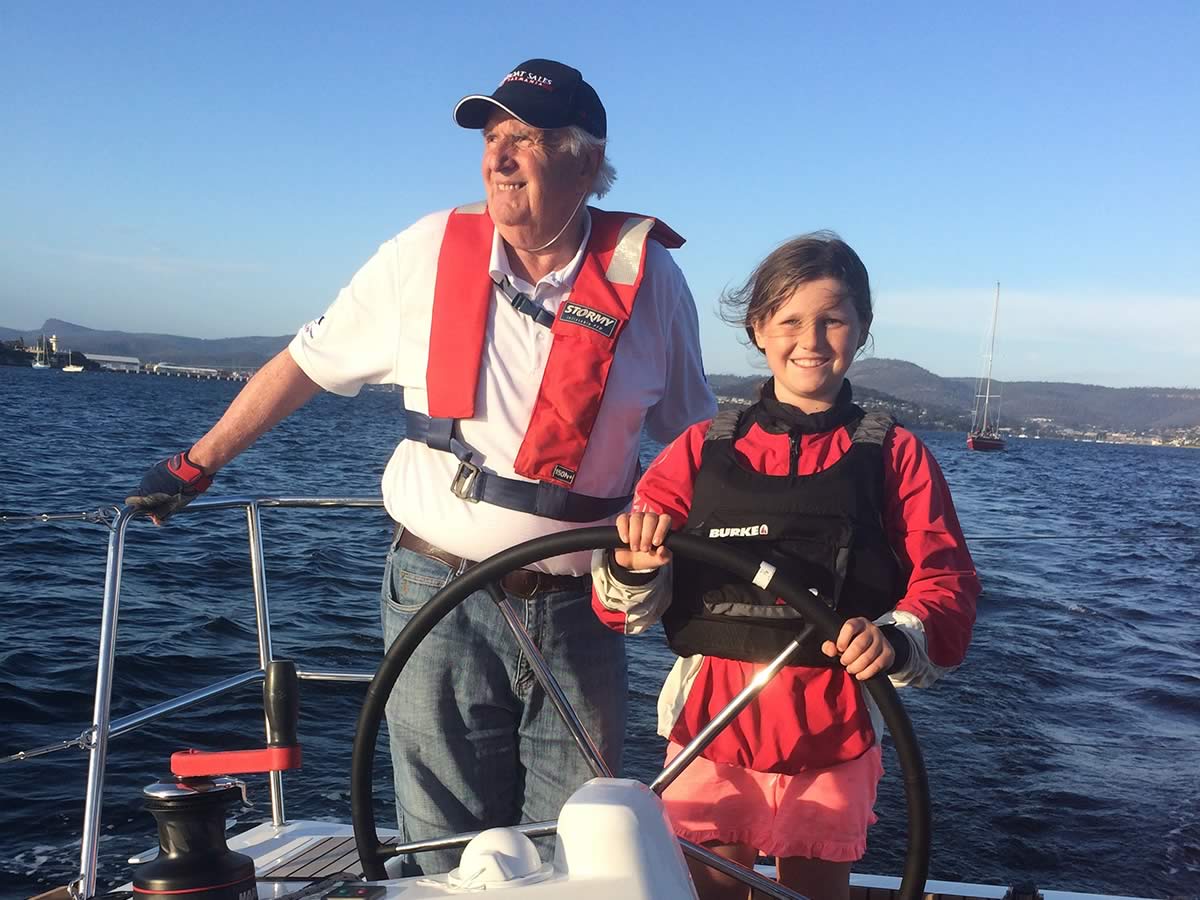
[379,537,627,875]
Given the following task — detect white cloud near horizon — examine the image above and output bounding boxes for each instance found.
[9,241,270,277]
[703,285,1200,389]
[875,286,1200,342]
[72,249,269,277]
[868,287,1200,388]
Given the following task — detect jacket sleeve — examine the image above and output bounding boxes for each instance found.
[880,427,980,676]
[590,421,710,633]
[590,553,674,635]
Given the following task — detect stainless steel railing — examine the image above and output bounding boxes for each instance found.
[13,495,386,900]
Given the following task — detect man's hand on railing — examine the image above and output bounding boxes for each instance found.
[126,450,213,524]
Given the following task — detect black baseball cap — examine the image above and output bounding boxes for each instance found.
[454,58,607,139]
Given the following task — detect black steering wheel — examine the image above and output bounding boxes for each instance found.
[351,527,930,898]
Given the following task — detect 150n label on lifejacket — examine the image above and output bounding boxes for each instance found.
[708,524,770,538]
[560,303,619,338]
[551,464,577,485]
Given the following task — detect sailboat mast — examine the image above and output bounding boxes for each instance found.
[980,282,1000,432]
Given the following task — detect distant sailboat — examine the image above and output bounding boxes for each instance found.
[31,335,51,370]
[63,349,84,373]
[967,283,1005,451]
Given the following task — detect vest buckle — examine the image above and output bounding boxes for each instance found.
[451,460,482,502]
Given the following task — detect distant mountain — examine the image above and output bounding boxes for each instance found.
[710,359,1200,432]
[851,359,976,411]
[851,358,1200,430]
[0,319,292,368]
[708,371,968,430]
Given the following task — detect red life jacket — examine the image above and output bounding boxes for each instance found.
[426,201,683,487]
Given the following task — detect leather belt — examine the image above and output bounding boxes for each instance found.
[393,526,590,599]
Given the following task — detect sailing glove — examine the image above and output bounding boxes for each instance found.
[126,450,213,522]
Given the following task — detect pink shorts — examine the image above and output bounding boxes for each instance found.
[660,741,884,861]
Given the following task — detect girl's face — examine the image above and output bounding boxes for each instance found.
[752,277,866,413]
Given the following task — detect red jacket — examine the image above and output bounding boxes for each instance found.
[591,412,979,773]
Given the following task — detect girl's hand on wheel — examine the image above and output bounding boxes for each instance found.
[822,617,895,680]
[614,511,673,570]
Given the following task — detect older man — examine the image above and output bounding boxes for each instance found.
[128,58,716,872]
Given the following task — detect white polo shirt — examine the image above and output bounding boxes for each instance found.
[289,206,716,574]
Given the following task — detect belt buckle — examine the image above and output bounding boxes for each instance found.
[451,460,482,502]
[502,570,540,598]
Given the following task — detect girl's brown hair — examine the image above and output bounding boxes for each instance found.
[720,231,873,352]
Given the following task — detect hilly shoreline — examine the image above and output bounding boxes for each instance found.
[712,361,1200,446]
[0,318,292,369]
[4,319,1199,443]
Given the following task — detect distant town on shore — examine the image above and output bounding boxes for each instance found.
[4,318,1199,448]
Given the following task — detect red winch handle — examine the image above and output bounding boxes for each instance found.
[170,660,303,777]
[171,745,302,777]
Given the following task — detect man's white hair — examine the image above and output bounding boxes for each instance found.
[558,125,617,199]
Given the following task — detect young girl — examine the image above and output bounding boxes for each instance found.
[591,232,979,900]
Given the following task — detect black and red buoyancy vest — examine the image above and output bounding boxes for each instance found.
[663,403,905,666]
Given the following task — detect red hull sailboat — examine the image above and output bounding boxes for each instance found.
[967,283,1005,452]
[967,432,1005,451]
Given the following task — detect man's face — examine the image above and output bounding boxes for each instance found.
[481,112,595,251]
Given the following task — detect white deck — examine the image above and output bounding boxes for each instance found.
[193,779,1158,900]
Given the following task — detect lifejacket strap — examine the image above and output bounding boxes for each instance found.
[492,276,556,329]
[404,410,632,523]
[413,414,474,464]
[423,416,459,455]
[847,411,896,445]
[704,409,743,443]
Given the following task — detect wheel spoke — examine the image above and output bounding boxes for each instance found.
[649,628,813,795]
[486,582,612,778]
[382,819,559,857]
[678,839,810,900]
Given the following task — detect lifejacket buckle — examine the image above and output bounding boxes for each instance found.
[451,460,482,502]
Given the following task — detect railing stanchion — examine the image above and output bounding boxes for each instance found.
[73,507,131,900]
[245,501,285,826]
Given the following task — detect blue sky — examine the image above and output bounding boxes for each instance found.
[3,2,1197,388]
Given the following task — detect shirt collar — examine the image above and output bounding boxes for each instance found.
[489,208,592,293]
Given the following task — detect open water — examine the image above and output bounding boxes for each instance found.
[0,365,1197,899]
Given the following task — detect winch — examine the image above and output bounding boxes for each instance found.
[132,660,303,899]
[133,775,255,900]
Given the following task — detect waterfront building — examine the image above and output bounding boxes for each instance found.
[86,354,141,372]
[150,363,221,378]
